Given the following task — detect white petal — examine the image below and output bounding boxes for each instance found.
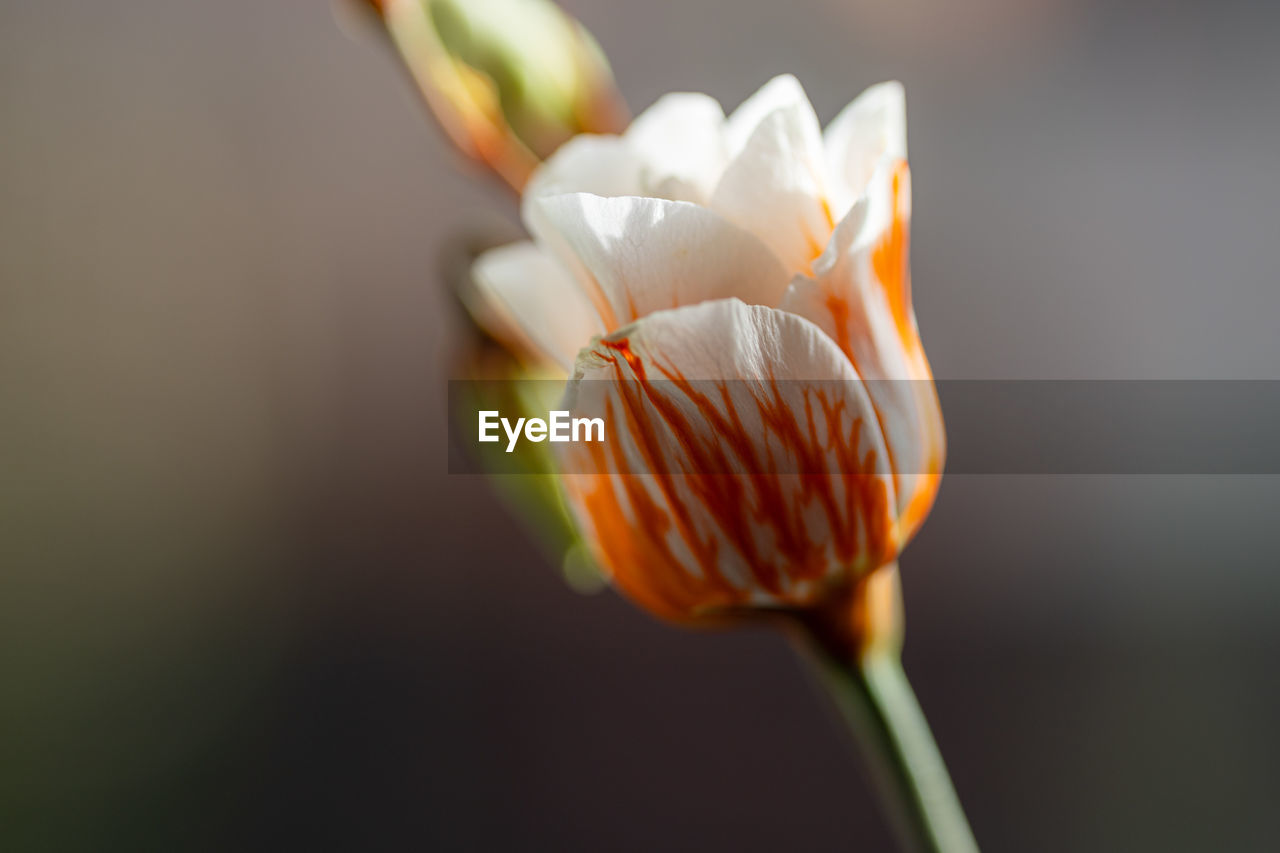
[558,299,899,618]
[521,135,643,241]
[725,74,813,156]
[781,160,943,534]
[625,92,729,203]
[642,174,709,205]
[471,241,603,370]
[823,81,907,217]
[711,100,834,276]
[532,193,789,330]
[522,134,643,201]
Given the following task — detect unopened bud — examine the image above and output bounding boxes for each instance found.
[377,0,627,190]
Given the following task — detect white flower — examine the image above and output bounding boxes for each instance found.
[472,75,944,621]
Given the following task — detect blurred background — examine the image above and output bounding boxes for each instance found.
[3,0,1279,850]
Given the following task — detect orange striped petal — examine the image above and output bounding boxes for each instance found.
[782,158,944,539]
[557,299,900,622]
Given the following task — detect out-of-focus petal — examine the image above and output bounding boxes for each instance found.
[725,74,813,156]
[823,81,907,216]
[472,240,603,370]
[558,298,898,621]
[782,159,943,536]
[625,92,729,203]
[711,100,835,275]
[532,193,789,330]
[520,136,645,315]
[521,134,643,231]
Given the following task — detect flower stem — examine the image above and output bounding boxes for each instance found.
[792,566,978,853]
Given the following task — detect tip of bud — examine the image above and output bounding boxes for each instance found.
[380,0,627,191]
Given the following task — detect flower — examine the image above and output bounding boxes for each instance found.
[472,75,944,628]
[357,21,978,839]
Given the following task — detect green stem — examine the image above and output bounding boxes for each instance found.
[797,638,979,853]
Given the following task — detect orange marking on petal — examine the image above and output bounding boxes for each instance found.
[815,287,906,525]
[599,337,647,380]
[872,160,914,343]
[563,340,897,621]
[822,290,854,360]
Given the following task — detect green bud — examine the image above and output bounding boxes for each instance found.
[379,0,627,190]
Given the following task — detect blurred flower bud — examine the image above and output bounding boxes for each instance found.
[376,0,627,190]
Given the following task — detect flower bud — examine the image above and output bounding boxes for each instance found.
[376,0,627,190]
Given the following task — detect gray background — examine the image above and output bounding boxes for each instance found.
[2,0,1279,850]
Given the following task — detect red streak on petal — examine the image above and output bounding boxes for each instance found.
[599,337,647,380]
[563,336,895,622]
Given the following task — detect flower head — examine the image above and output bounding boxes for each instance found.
[472,76,944,625]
